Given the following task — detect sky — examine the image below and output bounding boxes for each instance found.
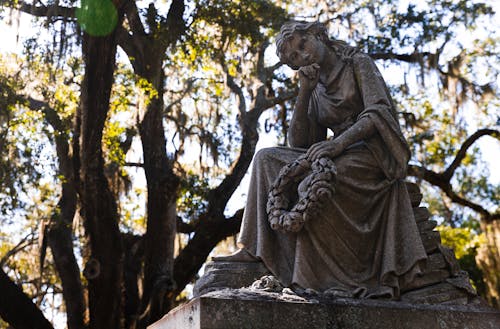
[0,1,499,327]
[1,1,499,207]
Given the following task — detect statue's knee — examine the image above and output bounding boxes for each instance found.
[254,148,276,163]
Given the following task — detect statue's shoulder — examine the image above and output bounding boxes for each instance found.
[350,51,380,73]
[350,51,372,63]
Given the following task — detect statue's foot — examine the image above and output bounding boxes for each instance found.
[212,248,260,262]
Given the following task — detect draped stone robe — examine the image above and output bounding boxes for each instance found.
[238,51,427,298]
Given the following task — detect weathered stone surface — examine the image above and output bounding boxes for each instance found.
[417,218,438,233]
[190,20,483,321]
[414,206,431,222]
[149,289,500,329]
[426,252,447,271]
[406,182,424,207]
[439,245,461,275]
[401,282,472,305]
[226,21,429,298]
[403,269,451,291]
[405,182,420,195]
[421,230,442,253]
[193,261,270,297]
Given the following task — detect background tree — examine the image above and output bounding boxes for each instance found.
[0,0,499,328]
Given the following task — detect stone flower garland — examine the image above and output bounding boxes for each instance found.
[266,155,337,232]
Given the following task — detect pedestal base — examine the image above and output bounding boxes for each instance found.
[149,289,500,329]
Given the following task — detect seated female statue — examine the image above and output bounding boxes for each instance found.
[215,21,427,299]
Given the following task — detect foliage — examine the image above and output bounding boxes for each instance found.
[0,0,499,328]
[437,225,487,294]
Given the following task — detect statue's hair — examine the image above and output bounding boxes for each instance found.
[276,21,352,63]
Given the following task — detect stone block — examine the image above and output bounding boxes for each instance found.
[417,219,438,233]
[149,289,500,329]
[409,192,423,207]
[403,269,450,291]
[405,182,420,194]
[426,252,447,271]
[421,230,442,253]
[401,282,471,305]
[405,182,423,207]
[438,245,461,275]
[414,207,431,222]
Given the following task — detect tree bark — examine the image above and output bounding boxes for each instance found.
[173,210,243,293]
[137,61,179,326]
[30,99,87,329]
[47,158,86,329]
[77,17,124,329]
[0,267,54,329]
[118,2,185,325]
[476,220,500,309]
[122,234,143,329]
[114,31,179,327]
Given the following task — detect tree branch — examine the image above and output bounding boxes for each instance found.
[163,0,186,45]
[408,164,500,222]
[22,96,86,329]
[164,78,196,114]
[123,0,146,36]
[124,162,144,167]
[222,63,247,116]
[208,52,295,214]
[443,128,500,180]
[369,51,434,63]
[116,26,143,74]
[176,217,196,234]
[173,209,243,294]
[0,267,54,329]
[407,128,500,222]
[0,234,34,267]
[7,1,75,19]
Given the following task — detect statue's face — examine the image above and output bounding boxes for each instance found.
[281,32,326,70]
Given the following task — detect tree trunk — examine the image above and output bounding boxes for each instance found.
[77,27,124,329]
[476,220,500,309]
[0,267,54,329]
[47,184,86,329]
[27,98,87,329]
[138,68,179,325]
[117,2,185,324]
[47,113,86,329]
[123,234,143,329]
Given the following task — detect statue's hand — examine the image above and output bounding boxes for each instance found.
[306,140,344,162]
[298,63,320,91]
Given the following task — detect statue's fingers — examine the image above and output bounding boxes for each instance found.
[305,145,316,158]
[304,67,315,79]
[310,149,326,162]
[305,149,315,162]
[307,145,322,161]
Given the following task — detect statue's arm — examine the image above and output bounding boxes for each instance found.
[306,116,376,161]
[288,64,327,148]
[306,53,391,162]
[288,88,327,148]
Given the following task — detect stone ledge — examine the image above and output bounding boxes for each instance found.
[149,289,500,329]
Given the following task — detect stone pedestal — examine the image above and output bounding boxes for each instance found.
[148,289,500,329]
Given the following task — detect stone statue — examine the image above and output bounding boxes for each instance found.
[213,21,428,299]
[152,21,498,329]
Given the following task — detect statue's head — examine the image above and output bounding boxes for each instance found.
[276,21,329,65]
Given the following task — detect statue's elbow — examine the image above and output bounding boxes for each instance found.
[288,135,309,149]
